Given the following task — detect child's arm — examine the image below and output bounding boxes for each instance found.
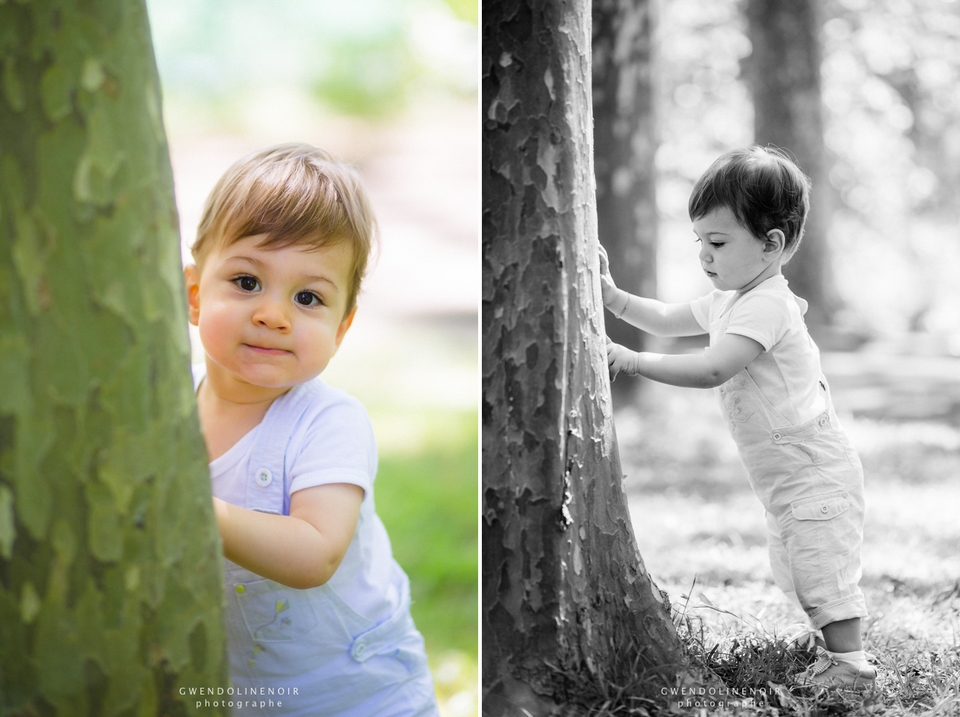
[607,332,764,388]
[598,245,703,337]
[212,483,363,589]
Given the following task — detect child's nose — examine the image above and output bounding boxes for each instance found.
[252,296,292,330]
[698,243,711,262]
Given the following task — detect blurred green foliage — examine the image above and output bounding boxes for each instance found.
[147,0,478,118]
[310,33,414,117]
[374,409,478,658]
[440,0,478,25]
[655,0,960,338]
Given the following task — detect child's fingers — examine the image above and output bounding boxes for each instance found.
[598,244,609,273]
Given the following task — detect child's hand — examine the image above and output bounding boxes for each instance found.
[597,245,620,307]
[606,339,638,380]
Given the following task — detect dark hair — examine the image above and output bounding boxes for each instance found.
[688,146,811,253]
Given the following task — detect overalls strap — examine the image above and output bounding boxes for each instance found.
[245,380,323,515]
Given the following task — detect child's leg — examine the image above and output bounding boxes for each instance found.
[766,512,816,621]
[820,617,863,654]
[797,616,875,688]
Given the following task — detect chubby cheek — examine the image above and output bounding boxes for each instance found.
[296,327,340,374]
[196,304,239,365]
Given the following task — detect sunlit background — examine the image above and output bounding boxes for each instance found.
[145,1,478,714]
[652,0,960,341]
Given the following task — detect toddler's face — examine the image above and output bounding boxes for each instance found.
[186,234,355,398]
[693,206,777,292]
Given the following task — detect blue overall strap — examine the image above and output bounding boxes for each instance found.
[245,380,324,515]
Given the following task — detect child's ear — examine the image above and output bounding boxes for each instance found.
[763,229,786,260]
[184,264,201,326]
[334,307,357,349]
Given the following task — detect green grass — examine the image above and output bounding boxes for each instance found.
[372,407,478,714]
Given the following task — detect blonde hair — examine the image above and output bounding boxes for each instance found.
[192,143,377,314]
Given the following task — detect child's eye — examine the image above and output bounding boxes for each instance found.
[295,291,322,307]
[234,275,260,292]
[694,237,722,248]
[695,238,722,248]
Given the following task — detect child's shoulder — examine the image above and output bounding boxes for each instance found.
[282,378,374,434]
[285,376,368,414]
[739,276,807,317]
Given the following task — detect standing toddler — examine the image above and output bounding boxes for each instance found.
[602,146,875,690]
[185,143,439,715]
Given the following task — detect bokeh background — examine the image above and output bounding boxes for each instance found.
[145,1,478,714]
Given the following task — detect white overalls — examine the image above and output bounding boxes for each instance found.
[696,280,868,630]
[200,375,438,716]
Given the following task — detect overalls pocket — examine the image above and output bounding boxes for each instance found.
[790,491,849,522]
[348,602,428,678]
[234,578,319,642]
[782,490,860,613]
[771,411,830,463]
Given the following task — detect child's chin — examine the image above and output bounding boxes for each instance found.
[237,369,295,389]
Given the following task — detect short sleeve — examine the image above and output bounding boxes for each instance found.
[724,292,791,351]
[689,290,721,332]
[287,397,377,496]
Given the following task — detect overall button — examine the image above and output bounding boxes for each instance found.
[820,505,829,514]
[255,468,273,487]
[351,641,368,661]
[235,585,245,594]
[772,432,782,441]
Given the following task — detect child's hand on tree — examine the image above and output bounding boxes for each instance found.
[606,339,638,380]
[597,244,620,308]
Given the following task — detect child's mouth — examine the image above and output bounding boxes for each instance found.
[244,344,290,356]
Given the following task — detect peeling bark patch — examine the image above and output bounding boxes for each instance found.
[0,485,15,559]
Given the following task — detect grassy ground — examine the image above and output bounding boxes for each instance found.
[374,407,478,717]
[598,346,960,716]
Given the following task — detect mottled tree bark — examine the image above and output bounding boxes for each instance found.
[745,0,839,334]
[0,2,228,715]
[592,0,658,376]
[482,0,684,713]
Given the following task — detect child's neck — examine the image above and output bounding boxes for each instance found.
[737,262,782,294]
[197,366,290,462]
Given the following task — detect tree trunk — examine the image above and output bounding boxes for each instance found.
[482,1,685,713]
[592,0,658,382]
[745,0,838,334]
[0,2,228,715]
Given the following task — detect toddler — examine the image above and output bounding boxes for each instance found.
[601,146,875,690]
[184,143,438,715]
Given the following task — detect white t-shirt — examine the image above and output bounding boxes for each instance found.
[689,275,827,426]
[195,366,402,620]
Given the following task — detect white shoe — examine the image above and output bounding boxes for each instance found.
[795,647,877,690]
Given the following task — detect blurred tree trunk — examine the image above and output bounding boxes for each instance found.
[0,2,228,715]
[592,0,658,387]
[483,1,685,713]
[745,0,839,334]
